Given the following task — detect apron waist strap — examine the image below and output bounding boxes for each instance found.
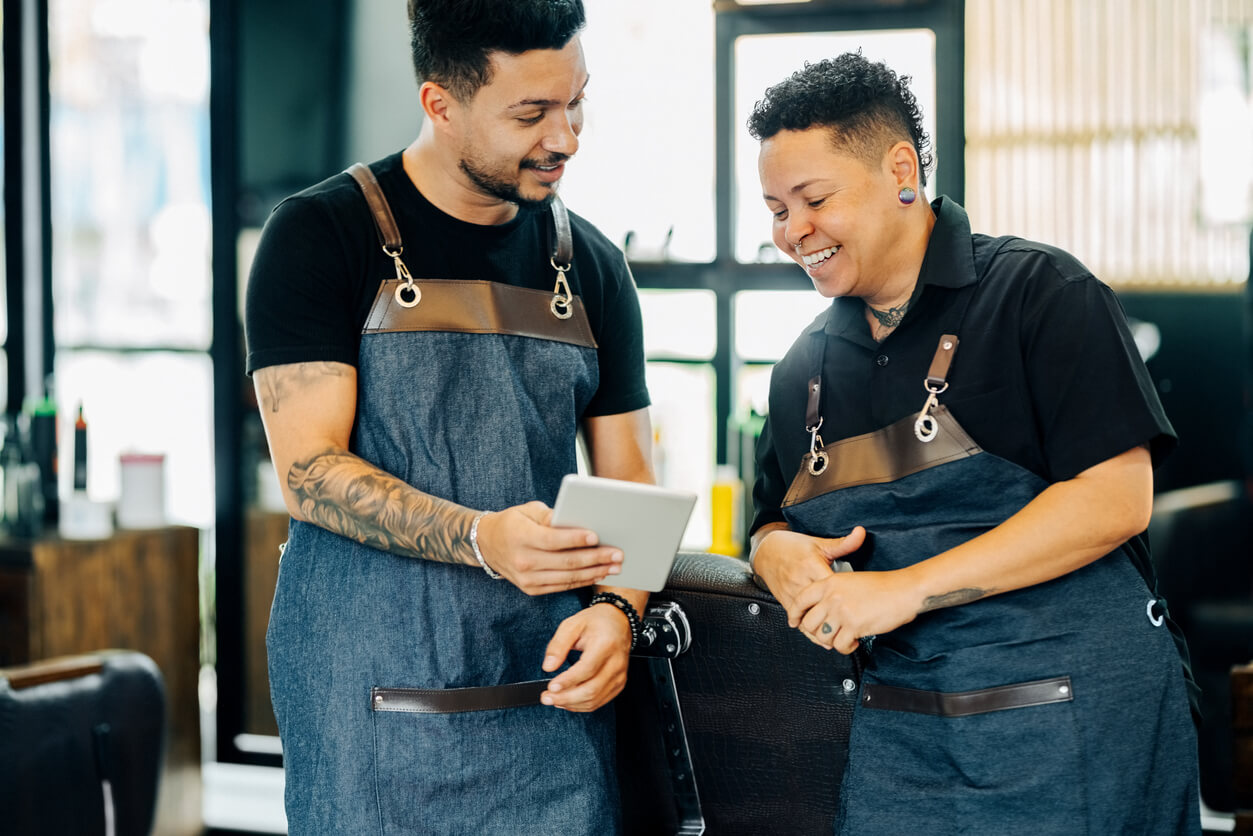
[861,675,1073,717]
[371,679,550,714]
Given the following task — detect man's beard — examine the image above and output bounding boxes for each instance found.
[458,153,568,211]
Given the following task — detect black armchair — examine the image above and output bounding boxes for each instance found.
[1149,480,1253,813]
[0,650,166,836]
[616,551,859,835]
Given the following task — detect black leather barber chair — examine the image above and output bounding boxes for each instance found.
[1148,480,1253,813]
[617,552,859,835]
[0,650,166,836]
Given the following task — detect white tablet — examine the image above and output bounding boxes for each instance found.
[550,474,697,592]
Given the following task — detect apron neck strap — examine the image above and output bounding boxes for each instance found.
[805,308,831,431]
[347,163,403,255]
[549,196,574,269]
[347,162,576,274]
[925,334,960,390]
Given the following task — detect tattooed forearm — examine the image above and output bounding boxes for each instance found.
[919,587,989,614]
[287,447,474,565]
[256,362,347,414]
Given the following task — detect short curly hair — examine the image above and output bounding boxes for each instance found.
[408,0,586,102]
[747,51,934,187]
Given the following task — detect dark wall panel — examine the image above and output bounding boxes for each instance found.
[238,0,348,225]
[1119,288,1251,493]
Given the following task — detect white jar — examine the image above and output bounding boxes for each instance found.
[117,452,166,529]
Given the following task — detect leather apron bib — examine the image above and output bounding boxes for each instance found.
[266,166,620,834]
[782,295,1199,834]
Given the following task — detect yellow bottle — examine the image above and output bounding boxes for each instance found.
[710,465,742,557]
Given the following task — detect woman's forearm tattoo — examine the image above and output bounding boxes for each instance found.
[287,448,473,564]
[919,587,989,613]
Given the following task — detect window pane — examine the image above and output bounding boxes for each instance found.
[639,289,717,360]
[49,0,212,348]
[55,350,214,528]
[734,289,832,361]
[734,30,937,263]
[646,362,715,550]
[1198,22,1253,231]
[736,362,774,420]
[559,0,716,263]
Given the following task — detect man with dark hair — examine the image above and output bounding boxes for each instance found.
[749,52,1200,832]
[245,1,651,831]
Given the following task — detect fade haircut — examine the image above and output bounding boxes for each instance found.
[747,51,934,187]
[408,0,586,102]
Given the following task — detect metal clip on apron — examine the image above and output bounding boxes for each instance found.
[801,336,963,479]
[347,162,577,320]
[802,330,957,474]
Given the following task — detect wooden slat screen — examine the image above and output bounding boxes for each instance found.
[964,0,1251,287]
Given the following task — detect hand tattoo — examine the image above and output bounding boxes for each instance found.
[821,623,834,635]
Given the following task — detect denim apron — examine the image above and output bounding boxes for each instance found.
[782,297,1200,834]
[267,172,620,834]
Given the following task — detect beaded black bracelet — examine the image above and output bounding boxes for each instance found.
[589,591,642,652]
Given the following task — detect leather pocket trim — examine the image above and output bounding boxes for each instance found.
[860,675,1073,717]
[371,679,550,714]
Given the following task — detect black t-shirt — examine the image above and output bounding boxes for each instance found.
[244,151,650,418]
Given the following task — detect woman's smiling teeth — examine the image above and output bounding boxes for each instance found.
[802,245,840,266]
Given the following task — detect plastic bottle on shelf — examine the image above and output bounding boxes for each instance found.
[0,413,44,538]
[710,465,743,557]
[27,395,58,526]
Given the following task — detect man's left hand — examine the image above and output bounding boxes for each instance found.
[539,604,632,712]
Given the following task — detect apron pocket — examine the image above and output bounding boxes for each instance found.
[370,683,618,835]
[860,675,1073,717]
[841,675,1088,834]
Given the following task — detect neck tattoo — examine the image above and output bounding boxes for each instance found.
[868,301,909,330]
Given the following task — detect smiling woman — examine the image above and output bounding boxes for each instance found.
[748,51,1201,836]
[735,29,936,264]
[756,98,935,325]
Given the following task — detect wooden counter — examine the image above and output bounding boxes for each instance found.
[244,508,288,737]
[1235,661,1253,834]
